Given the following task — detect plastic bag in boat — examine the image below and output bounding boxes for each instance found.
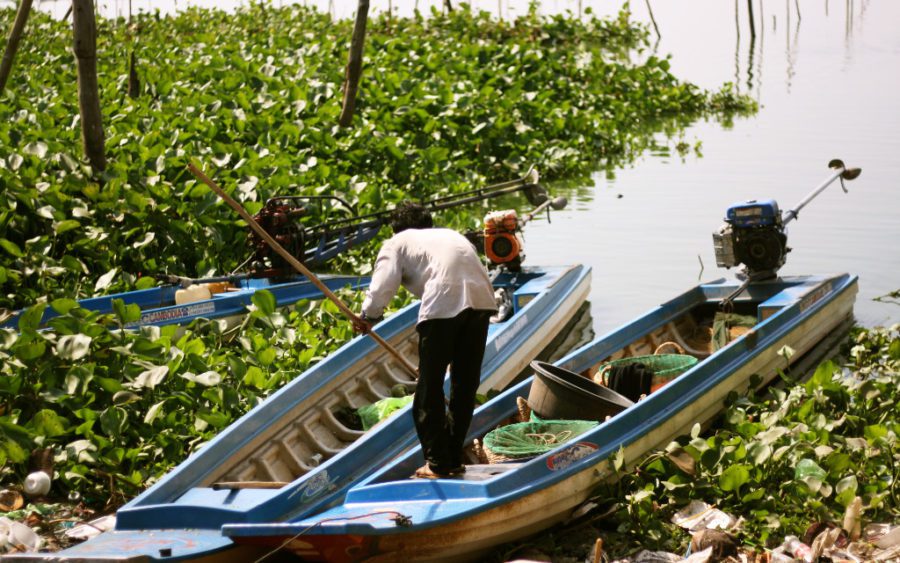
[357,395,414,430]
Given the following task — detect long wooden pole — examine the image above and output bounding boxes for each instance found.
[338,0,369,127]
[0,0,34,94]
[72,0,106,172]
[187,162,419,378]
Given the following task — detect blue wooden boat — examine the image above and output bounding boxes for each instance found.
[0,274,371,330]
[4,264,591,562]
[221,273,857,562]
[0,167,556,333]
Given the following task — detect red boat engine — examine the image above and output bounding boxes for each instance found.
[484,209,524,270]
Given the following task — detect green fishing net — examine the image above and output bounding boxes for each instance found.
[599,354,698,383]
[482,420,598,459]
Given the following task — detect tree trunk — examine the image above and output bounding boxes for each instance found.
[338,0,369,128]
[128,49,140,98]
[0,0,34,94]
[72,0,106,171]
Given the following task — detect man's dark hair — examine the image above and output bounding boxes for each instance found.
[390,201,433,233]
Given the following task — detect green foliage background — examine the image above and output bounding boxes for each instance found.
[0,3,753,506]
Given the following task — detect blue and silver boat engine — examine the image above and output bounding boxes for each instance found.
[713,199,788,280]
[712,158,861,282]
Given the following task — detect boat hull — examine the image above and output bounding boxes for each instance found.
[0,274,371,330]
[223,274,858,562]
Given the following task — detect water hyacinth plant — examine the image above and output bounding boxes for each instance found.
[0,3,753,309]
[0,2,754,507]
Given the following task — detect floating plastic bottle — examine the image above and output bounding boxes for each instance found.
[23,471,51,497]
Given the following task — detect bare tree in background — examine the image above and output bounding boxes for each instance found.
[338,0,369,127]
[0,0,34,93]
[72,0,106,171]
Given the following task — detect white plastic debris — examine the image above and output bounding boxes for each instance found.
[23,471,51,497]
[684,546,713,563]
[873,525,900,549]
[64,514,116,541]
[671,500,738,532]
[0,516,42,553]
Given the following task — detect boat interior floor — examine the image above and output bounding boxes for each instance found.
[411,463,524,481]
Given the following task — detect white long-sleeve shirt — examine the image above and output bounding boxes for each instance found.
[361,228,498,324]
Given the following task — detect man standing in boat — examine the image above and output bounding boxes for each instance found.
[353,201,498,479]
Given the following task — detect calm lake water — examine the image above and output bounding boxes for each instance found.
[27,0,900,335]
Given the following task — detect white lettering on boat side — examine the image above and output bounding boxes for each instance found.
[799,281,832,312]
[493,314,528,351]
[129,302,217,327]
[546,442,599,471]
[291,470,332,501]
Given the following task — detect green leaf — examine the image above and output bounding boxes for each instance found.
[197,410,230,429]
[112,299,142,324]
[30,409,69,437]
[794,458,827,480]
[23,141,48,158]
[112,390,141,405]
[94,268,118,291]
[864,424,889,442]
[65,439,97,463]
[55,219,81,234]
[99,406,128,438]
[133,365,169,389]
[3,439,28,463]
[95,377,124,393]
[257,346,276,366]
[0,238,23,258]
[242,365,267,389]
[14,340,46,361]
[181,370,222,386]
[50,298,79,315]
[18,303,47,333]
[612,445,625,472]
[747,442,771,465]
[805,360,838,392]
[56,334,93,360]
[719,464,751,492]
[180,337,206,357]
[252,289,276,316]
[834,476,858,506]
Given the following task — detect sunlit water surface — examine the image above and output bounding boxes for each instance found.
[24,0,900,334]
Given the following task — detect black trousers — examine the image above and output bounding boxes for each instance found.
[414,308,492,472]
